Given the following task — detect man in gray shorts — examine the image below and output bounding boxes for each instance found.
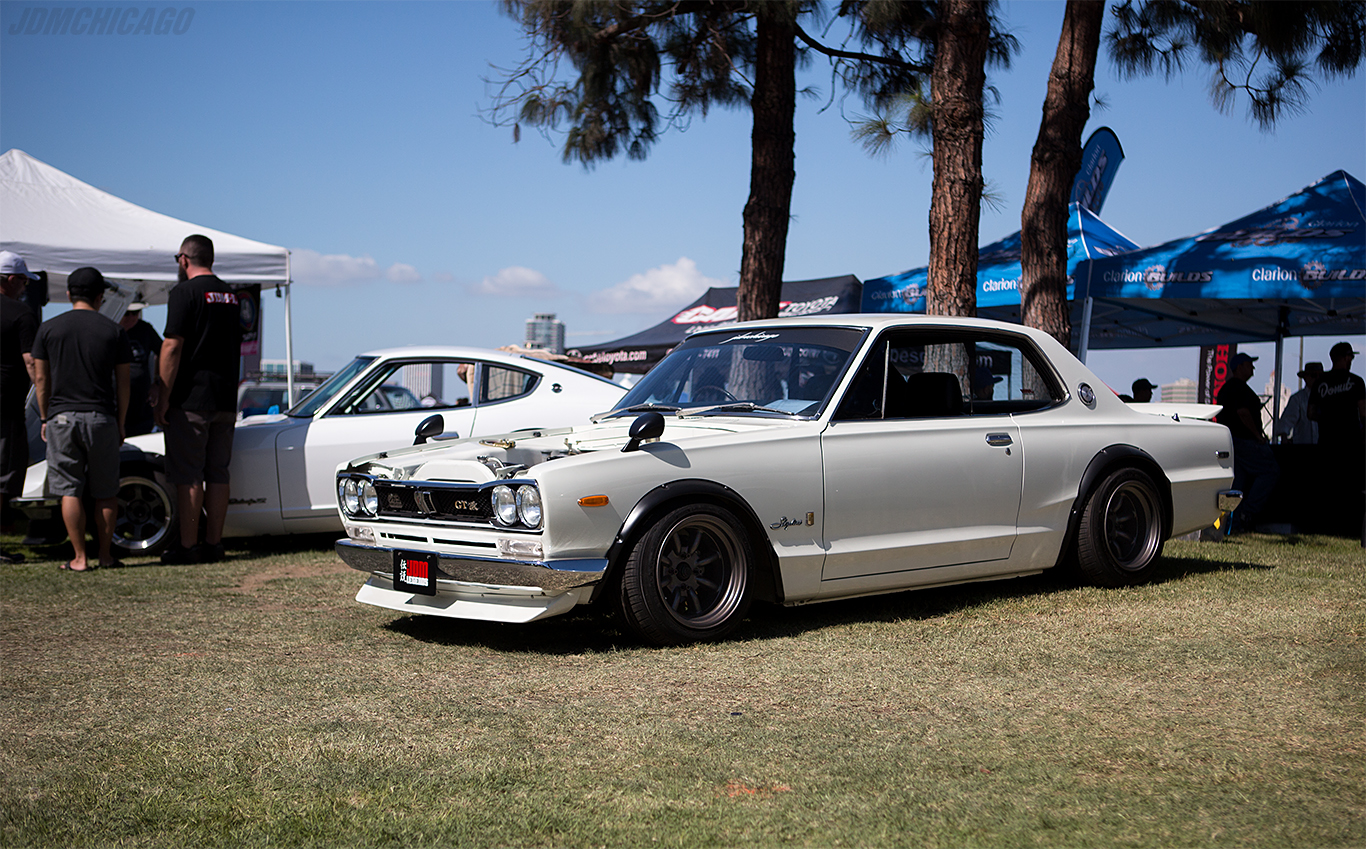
[32,267,131,571]
[154,235,242,564]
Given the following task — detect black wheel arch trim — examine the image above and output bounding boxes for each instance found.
[1056,444,1173,570]
[598,479,784,605]
[119,443,165,471]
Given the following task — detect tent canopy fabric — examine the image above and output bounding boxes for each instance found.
[1061,169,1366,350]
[570,275,863,373]
[861,203,1140,314]
[0,149,289,306]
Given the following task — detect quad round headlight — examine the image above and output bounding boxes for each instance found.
[359,480,379,515]
[516,485,542,528]
[492,485,519,526]
[341,478,360,515]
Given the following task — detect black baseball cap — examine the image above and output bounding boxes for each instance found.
[67,267,107,300]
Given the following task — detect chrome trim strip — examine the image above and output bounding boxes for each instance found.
[334,539,607,592]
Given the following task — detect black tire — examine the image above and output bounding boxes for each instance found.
[112,468,177,557]
[1075,467,1165,587]
[618,503,754,645]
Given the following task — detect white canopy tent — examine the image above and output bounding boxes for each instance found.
[0,148,297,398]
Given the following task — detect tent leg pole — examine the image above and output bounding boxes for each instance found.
[1077,296,1094,364]
[284,252,295,407]
[1272,306,1287,444]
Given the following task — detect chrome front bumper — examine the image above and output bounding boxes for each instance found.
[1217,489,1243,514]
[334,539,608,593]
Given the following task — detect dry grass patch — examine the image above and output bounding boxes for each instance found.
[1,531,1362,847]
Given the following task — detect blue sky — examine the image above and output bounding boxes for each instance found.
[2,0,1362,398]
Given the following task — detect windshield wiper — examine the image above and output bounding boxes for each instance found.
[682,402,798,417]
[596,402,683,421]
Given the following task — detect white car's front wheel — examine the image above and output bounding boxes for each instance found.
[619,503,754,646]
[112,470,176,557]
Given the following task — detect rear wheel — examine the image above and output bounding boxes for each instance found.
[619,503,754,645]
[112,469,177,557]
[1075,468,1164,587]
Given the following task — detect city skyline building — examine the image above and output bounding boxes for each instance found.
[525,312,565,354]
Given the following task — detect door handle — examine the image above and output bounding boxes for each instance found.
[986,432,1013,447]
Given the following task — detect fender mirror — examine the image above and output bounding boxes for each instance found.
[414,414,445,445]
[621,411,665,453]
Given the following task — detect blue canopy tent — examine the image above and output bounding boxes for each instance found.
[862,203,1142,315]
[1069,169,1366,420]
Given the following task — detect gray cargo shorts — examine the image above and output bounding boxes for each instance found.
[45,410,121,499]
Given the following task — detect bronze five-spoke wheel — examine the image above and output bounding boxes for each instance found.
[1076,467,1165,587]
[619,503,754,645]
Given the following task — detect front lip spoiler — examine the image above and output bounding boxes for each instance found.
[334,539,607,593]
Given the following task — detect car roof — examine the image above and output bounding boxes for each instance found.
[679,314,1061,344]
[353,345,620,383]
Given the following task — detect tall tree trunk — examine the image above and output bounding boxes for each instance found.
[1020,0,1103,350]
[738,3,797,322]
[926,0,989,318]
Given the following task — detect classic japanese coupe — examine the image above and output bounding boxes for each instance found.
[15,346,625,553]
[334,316,1240,645]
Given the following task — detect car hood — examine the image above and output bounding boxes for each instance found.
[341,414,799,483]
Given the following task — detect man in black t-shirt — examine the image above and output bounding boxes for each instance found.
[32,267,132,572]
[154,235,242,565]
[119,301,162,437]
[1,251,41,563]
[1312,342,1366,449]
[1215,352,1279,531]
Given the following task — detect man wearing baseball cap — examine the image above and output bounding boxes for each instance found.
[1215,351,1279,531]
[1131,378,1157,404]
[0,251,40,563]
[31,268,132,571]
[1311,342,1365,449]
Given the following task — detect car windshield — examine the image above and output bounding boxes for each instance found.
[287,357,375,417]
[610,326,865,418]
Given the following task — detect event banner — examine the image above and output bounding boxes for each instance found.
[1198,344,1237,404]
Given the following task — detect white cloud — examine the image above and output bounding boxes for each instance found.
[290,249,424,287]
[589,257,723,314]
[471,266,558,297]
[386,263,422,284]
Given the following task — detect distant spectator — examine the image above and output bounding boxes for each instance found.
[154,235,242,565]
[1216,352,1278,531]
[1131,378,1157,404]
[119,300,162,437]
[31,268,131,571]
[1275,362,1323,445]
[1311,343,1365,449]
[1,251,41,564]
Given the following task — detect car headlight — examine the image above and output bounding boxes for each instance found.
[359,479,378,516]
[492,485,519,526]
[341,478,360,515]
[516,485,542,528]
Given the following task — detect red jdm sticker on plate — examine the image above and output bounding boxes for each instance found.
[394,550,438,596]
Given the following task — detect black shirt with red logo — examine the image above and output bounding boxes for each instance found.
[164,274,242,412]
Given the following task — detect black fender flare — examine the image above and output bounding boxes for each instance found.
[1055,444,1173,569]
[598,479,784,604]
[118,443,165,472]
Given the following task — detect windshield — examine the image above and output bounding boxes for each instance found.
[611,326,865,417]
[287,356,375,417]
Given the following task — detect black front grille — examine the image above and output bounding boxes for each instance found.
[374,482,492,523]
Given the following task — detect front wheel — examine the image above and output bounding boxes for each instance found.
[618,503,754,645]
[1075,468,1165,587]
[112,470,177,557]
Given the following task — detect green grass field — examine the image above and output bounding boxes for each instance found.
[2,531,1362,847]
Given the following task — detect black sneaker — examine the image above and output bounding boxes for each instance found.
[193,542,225,563]
[0,550,24,564]
[160,544,199,565]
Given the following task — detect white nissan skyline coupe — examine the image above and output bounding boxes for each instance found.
[334,316,1240,645]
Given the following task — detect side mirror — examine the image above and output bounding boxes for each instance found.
[414,414,444,445]
[621,411,665,453]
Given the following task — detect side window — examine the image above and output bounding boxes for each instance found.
[834,330,1061,421]
[338,361,472,415]
[481,366,537,404]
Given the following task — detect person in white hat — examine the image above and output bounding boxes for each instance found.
[118,298,162,436]
[0,251,41,563]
